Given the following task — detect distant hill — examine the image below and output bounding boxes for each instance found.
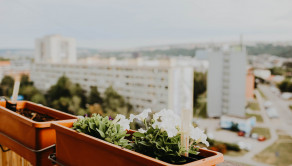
[0,49,33,54]
[246,44,292,57]
[100,43,292,58]
[2,42,292,59]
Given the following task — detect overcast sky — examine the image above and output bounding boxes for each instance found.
[1,0,292,49]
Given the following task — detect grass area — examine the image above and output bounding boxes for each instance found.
[246,113,264,123]
[253,134,292,166]
[258,89,267,100]
[289,105,292,111]
[225,150,248,157]
[251,127,271,139]
[247,101,260,111]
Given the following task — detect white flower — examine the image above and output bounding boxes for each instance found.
[190,127,209,146]
[138,128,147,133]
[113,114,130,130]
[152,109,181,137]
[130,108,151,122]
[129,114,136,122]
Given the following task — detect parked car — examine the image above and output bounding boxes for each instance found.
[264,101,272,108]
[266,107,279,118]
[237,131,245,137]
[251,133,259,139]
[281,92,292,100]
[258,136,266,141]
[237,141,251,151]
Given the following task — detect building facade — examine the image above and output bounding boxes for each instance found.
[0,61,11,80]
[35,35,76,63]
[31,62,193,114]
[31,35,194,115]
[207,46,247,117]
[246,68,255,100]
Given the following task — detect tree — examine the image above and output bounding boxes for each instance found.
[193,72,207,105]
[70,83,87,108]
[47,76,72,102]
[87,86,103,105]
[0,76,14,96]
[20,75,33,87]
[52,97,71,113]
[19,85,40,100]
[47,76,89,115]
[278,79,292,92]
[1,75,14,86]
[31,93,47,105]
[102,86,132,116]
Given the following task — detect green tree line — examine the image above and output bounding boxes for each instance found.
[0,75,133,117]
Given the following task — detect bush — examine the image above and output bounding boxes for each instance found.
[207,138,240,152]
[225,142,240,152]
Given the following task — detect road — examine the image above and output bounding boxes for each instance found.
[196,84,292,166]
[258,84,292,136]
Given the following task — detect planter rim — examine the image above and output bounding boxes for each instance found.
[0,101,77,128]
[51,122,224,166]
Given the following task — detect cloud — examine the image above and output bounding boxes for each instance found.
[0,0,292,49]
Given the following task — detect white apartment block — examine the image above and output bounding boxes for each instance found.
[35,35,76,63]
[31,35,194,115]
[31,61,193,115]
[207,46,247,117]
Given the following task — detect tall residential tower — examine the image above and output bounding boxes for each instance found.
[207,46,247,117]
[35,35,76,63]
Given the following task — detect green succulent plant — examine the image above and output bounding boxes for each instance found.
[72,114,132,149]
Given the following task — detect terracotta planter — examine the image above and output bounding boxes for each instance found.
[0,101,78,166]
[51,122,224,166]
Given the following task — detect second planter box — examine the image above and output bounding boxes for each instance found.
[51,122,224,166]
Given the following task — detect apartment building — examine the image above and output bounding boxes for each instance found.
[35,34,76,64]
[0,61,11,80]
[31,35,194,115]
[207,46,247,117]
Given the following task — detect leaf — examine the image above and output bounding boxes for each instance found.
[71,114,131,151]
[99,122,105,133]
[89,122,95,130]
[105,137,112,143]
[81,124,88,130]
[133,132,145,138]
[139,141,151,147]
[96,129,105,138]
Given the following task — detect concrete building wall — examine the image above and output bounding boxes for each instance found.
[246,69,255,100]
[207,46,247,118]
[228,48,246,117]
[207,51,223,117]
[0,61,11,81]
[31,63,193,114]
[35,35,76,64]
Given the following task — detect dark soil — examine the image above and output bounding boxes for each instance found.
[16,108,57,122]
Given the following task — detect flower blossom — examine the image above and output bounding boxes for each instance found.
[138,128,147,133]
[152,109,181,137]
[190,127,209,146]
[130,108,151,122]
[113,114,130,130]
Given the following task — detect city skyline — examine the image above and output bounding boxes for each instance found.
[1,0,292,49]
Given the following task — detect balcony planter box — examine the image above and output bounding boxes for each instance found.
[51,122,224,166]
[0,101,78,166]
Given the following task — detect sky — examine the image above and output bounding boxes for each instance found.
[1,0,292,49]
